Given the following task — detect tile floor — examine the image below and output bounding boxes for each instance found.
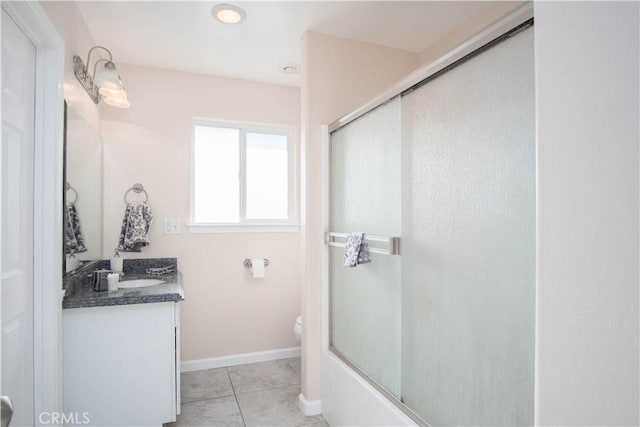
[166,358,328,427]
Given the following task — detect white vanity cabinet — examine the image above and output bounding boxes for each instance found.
[63,301,181,426]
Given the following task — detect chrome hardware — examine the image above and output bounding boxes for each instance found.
[124,183,149,204]
[243,258,270,268]
[1,396,13,427]
[65,182,78,204]
[325,232,401,255]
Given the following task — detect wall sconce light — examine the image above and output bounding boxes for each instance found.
[73,46,130,108]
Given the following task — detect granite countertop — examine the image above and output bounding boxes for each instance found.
[63,258,184,309]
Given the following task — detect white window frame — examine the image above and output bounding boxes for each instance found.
[188,119,298,233]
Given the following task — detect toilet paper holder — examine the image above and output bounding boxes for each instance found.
[243,258,270,268]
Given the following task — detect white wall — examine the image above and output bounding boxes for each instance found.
[535,2,639,425]
[42,1,105,263]
[100,64,302,362]
[40,1,100,133]
[301,31,419,403]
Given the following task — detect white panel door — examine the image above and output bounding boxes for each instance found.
[1,8,36,427]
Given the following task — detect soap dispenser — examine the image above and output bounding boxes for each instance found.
[110,249,123,273]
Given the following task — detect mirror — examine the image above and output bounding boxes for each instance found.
[63,102,103,273]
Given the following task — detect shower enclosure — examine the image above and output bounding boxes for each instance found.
[327,13,535,427]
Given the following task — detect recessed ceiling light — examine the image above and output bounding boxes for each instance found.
[212,4,246,24]
[280,64,300,74]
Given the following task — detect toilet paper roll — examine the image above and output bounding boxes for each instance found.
[251,258,265,279]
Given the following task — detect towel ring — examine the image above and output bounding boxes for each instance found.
[124,183,149,205]
[65,182,78,205]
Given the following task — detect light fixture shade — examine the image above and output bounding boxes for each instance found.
[99,86,126,99]
[100,89,130,108]
[95,62,122,91]
[74,46,131,108]
[104,95,131,108]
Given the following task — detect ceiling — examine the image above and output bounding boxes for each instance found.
[76,1,507,87]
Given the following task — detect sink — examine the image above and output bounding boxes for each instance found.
[118,278,165,289]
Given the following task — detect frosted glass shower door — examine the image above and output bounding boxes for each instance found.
[401,28,535,425]
[330,96,402,397]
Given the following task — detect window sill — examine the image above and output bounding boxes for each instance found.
[187,223,300,234]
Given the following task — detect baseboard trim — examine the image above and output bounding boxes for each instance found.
[181,347,301,372]
[298,393,322,416]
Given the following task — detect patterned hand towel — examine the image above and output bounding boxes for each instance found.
[64,203,87,254]
[117,202,153,252]
[343,232,371,267]
[357,236,371,265]
[146,266,176,276]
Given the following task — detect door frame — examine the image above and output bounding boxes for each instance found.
[1,2,64,423]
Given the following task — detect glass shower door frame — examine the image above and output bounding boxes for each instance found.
[325,4,534,425]
[325,94,412,418]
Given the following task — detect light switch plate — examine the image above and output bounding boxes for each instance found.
[164,218,181,234]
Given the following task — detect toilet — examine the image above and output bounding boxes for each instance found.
[294,316,302,342]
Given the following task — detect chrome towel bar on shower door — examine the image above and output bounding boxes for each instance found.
[325,232,401,256]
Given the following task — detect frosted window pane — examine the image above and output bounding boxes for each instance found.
[246,133,288,220]
[193,125,239,223]
[330,96,402,397]
[401,28,535,425]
